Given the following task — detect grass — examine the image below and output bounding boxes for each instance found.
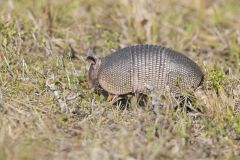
[0,0,240,159]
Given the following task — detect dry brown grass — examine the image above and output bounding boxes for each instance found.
[0,0,240,159]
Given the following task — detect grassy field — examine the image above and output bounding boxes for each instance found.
[0,0,240,159]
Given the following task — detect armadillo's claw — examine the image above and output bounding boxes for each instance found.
[107,94,113,102]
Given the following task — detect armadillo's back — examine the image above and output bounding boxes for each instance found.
[98,45,203,95]
[131,45,166,93]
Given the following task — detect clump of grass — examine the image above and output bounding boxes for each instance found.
[206,66,226,92]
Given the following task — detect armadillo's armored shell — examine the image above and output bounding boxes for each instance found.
[97,45,203,95]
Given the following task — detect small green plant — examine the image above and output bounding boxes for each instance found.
[102,30,120,49]
[0,20,17,47]
[206,66,226,92]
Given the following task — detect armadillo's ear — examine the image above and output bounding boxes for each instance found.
[86,55,97,65]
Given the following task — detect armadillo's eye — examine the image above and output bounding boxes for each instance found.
[86,55,97,65]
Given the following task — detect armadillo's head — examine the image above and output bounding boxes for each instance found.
[86,55,102,89]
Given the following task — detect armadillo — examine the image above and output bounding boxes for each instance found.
[87,44,203,95]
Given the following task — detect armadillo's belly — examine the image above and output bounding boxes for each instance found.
[98,45,203,95]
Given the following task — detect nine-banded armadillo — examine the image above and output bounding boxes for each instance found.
[87,44,203,95]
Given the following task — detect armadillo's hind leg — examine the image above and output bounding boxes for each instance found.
[175,95,200,113]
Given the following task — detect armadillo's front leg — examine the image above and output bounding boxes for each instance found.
[106,94,114,102]
[108,94,123,106]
